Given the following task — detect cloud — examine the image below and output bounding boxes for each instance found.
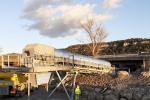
[103,0,123,9]
[23,0,112,38]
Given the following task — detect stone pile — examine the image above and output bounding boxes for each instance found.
[76,74,113,87]
[80,86,150,100]
[141,71,150,77]
[65,71,150,100]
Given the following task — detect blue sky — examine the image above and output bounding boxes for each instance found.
[0,0,150,53]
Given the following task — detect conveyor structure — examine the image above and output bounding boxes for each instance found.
[0,44,112,99]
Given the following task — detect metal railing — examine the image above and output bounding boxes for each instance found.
[0,54,21,68]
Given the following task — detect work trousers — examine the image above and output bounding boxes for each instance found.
[75,94,80,100]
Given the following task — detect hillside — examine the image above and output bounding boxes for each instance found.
[66,38,150,56]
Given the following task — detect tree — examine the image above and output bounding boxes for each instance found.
[81,19,108,57]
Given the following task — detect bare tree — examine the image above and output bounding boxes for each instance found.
[81,19,108,57]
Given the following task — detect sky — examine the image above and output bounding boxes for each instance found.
[0,0,150,53]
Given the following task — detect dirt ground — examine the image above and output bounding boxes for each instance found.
[0,87,69,100]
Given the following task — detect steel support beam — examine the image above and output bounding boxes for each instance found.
[28,73,31,98]
[56,71,70,100]
[71,71,78,100]
[48,72,70,100]
[7,55,10,67]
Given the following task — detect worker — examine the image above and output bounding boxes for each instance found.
[11,74,19,86]
[75,83,81,100]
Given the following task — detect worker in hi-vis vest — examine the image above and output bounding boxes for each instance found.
[75,83,81,100]
[11,74,19,86]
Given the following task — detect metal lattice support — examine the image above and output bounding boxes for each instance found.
[71,71,78,100]
[48,71,71,100]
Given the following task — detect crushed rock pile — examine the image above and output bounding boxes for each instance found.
[65,71,150,89]
[64,71,150,100]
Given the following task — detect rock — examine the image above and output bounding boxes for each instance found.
[120,98,127,100]
[82,90,89,96]
[88,92,96,100]
[120,89,133,100]
[95,93,103,100]
[80,97,88,100]
[117,71,129,79]
[142,95,150,100]
[112,90,120,99]
[132,88,145,100]
[104,94,118,100]
[146,87,150,94]
[86,87,95,91]
[132,93,143,100]
[103,90,113,95]
[95,88,102,93]
[141,72,150,77]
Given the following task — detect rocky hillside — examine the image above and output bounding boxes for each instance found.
[66,38,150,56]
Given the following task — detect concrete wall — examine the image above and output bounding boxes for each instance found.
[143,59,150,71]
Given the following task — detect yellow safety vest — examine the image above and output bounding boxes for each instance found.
[11,74,19,85]
[75,86,81,95]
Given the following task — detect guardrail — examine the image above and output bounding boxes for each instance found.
[0,54,21,68]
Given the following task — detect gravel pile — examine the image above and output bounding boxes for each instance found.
[64,71,150,100]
